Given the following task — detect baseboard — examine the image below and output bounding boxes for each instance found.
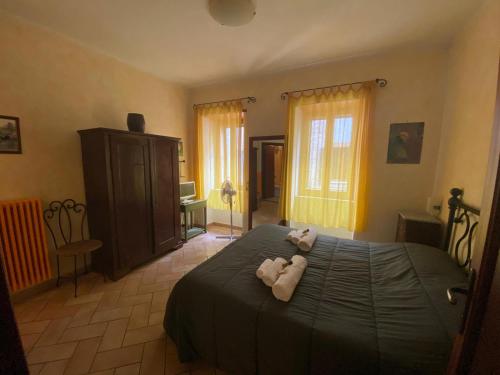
[208,222,243,231]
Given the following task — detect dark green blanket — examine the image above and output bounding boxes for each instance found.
[164,224,467,374]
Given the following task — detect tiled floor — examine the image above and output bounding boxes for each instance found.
[252,200,280,227]
[14,225,239,375]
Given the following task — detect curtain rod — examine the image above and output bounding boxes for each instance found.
[280,78,388,100]
[193,96,256,109]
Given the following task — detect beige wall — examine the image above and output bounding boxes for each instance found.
[433,0,500,211]
[191,46,449,241]
[0,11,190,202]
[0,12,190,273]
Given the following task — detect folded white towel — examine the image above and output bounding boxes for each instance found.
[287,229,310,245]
[297,228,318,252]
[257,257,288,287]
[286,230,301,244]
[272,255,307,302]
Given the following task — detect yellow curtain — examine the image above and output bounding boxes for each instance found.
[279,84,372,232]
[194,102,246,213]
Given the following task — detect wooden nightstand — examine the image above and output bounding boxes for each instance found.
[395,211,443,248]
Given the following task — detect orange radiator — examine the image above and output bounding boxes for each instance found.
[0,198,52,293]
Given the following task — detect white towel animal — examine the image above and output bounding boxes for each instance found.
[256,257,288,287]
[272,255,307,302]
[287,229,310,245]
[297,228,318,252]
[286,230,301,244]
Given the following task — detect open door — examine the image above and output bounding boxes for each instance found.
[447,61,500,374]
[262,144,275,199]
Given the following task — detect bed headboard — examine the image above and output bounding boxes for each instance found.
[443,188,481,268]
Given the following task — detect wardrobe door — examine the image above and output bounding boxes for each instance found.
[110,134,153,270]
[151,137,181,253]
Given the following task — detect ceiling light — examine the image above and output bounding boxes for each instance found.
[208,0,256,27]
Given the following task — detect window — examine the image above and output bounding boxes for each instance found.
[333,116,352,147]
[306,116,353,191]
[307,119,326,189]
[284,86,372,232]
[195,104,246,212]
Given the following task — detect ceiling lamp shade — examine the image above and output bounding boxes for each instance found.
[208,0,256,27]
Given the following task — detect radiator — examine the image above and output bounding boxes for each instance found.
[0,199,52,293]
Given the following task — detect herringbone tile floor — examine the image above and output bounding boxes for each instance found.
[14,225,239,375]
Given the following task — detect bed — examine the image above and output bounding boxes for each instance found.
[164,189,477,374]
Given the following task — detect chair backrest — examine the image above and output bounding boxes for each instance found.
[43,199,87,249]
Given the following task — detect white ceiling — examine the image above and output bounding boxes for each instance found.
[0,0,482,86]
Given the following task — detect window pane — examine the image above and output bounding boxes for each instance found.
[307,119,326,189]
[333,116,352,147]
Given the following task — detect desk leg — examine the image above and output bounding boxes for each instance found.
[204,206,207,233]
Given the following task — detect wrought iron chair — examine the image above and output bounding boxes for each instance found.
[43,199,102,297]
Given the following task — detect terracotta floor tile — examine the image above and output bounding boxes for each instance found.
[136,281,171,295]
[21,333,40,352]
[36,303,80,321]
[116,293,152,308]
[99,318,128,352]
[13,227,230,375]
[148,310,165,326]
[123,324,165,347]
[115,363,141,375]
[17,320,51,335]
[35,317,72,347]
[28,363,44,375]
[150,291,169,313]
[91,306,133,323]
[65,292,104,306]
[64,337,101,375]
[96,290,121,311]
[15,300,48,323]
[128,303,150,330]
[120,278,141,297]
[27,342,77,364]
[91,344,143,372]
[59,322,107,343]
[68,302,99,328]
[39,359,68,375]
[140,338,165,375]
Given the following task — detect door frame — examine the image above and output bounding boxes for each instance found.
[248,135,285,230]
[447,60,500,374]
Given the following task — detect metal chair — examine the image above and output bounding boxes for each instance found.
[43,199,102,297]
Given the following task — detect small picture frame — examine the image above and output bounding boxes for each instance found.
[387,122,424,164]
[0,115,22,154]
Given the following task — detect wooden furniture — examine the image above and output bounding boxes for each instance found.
[181,199,207,242]
[78,128,182,280]
[43,199,103,297]
[395,210,442,248]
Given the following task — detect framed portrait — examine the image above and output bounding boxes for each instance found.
[387,122,424,164]
[0,115,22,154]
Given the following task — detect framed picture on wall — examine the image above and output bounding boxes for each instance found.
[387,122,424,164]
[0,115,22,154]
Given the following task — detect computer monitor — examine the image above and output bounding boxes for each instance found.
[180,181,196,202]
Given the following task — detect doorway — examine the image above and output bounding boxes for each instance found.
[248,135,285,230]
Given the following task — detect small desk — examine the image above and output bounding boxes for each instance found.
[180,199,207,242]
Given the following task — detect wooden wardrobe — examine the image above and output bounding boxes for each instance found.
[78,128,182,280]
